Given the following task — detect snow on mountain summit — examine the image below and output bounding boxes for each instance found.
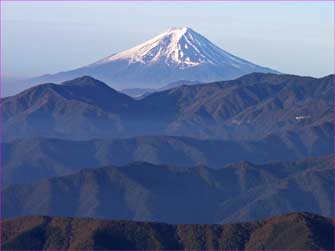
[30,27,279,89]
[94,27,257,69]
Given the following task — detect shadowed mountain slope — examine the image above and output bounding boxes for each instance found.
[2,212,333,250]
[3,156,333,224]
[2,76,135,140]
[3,73,333,143]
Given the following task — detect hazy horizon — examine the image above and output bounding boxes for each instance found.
[2,1,334,79]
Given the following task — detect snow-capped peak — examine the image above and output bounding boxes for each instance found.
[30,27,277,89]
[93,27,255,69]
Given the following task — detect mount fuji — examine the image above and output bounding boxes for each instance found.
[31,27,278,89]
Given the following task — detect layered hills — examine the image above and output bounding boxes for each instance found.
[3,25,333,251]
[3,156,333,224]
[3,135,332,185]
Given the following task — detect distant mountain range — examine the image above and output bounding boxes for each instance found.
[3,135,332,185]
[3,73,333,143]
[121,80,203,97]
[2,212,333,250]
[4,156,333,224]
[3,23,333,251]
[27,27,278,89]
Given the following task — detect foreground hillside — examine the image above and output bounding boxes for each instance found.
[4,156,333,223]
[2,212,333,250]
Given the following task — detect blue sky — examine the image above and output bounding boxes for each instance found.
[1,1,334,78]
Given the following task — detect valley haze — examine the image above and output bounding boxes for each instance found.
[1,3,334,250]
